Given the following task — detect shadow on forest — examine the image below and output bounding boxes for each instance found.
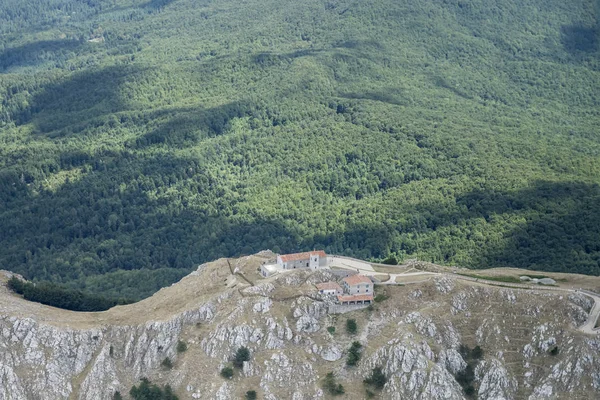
[339,88,406,106]
[15,65,142,131]
[561,1,600,56]
[0,39,84,72]
[561,25,599,55]
[459,181,600,274]
[142,0,177,11]
[133,101,254,148]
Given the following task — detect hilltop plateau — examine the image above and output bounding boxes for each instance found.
[1,252,599,399]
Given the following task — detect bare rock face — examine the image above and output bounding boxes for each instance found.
[1,257,600,400]
[476,358,517,400]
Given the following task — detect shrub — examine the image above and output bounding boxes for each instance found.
[130,378,178,400]
[374,294,389,303]
[382,254,399,265]
[220,366,234,379]
[471,345,483,360]
[7,276,25,294]
[245,390,257,400]
[327,326,336,334]
[346,341,363,366]
[176,340,187,353]
[550,346,559,356]
[323,372,345,395]
[233,346,251,369]
[161,357,173,370]
[364,367,387,390]
[346,319,357,334]
[113,392,123,400]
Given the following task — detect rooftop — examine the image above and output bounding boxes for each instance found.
[342,274,372,286]
[337,294,374,302]
[279,250,326,262]
[316,282,342,292]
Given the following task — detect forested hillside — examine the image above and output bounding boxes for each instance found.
[0,0,598,299]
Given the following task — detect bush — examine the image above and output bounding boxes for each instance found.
[5,276,133,312]
[161,357,173,370]
[382,254,399,265]
[176,340,187,353]
[113,392,123,400]
[346,341,363,366]
[327,326,336,334]
[346,319,358,334]
[323,372,345,395]
[233,346,251,369]
[471,345,483,360]
[364,367,387,390]
[220,366,234,379]
[130,378,178,400]
[7,276,25,294]
[374,294,389,303]
[245,390,257,400]
[550,346,559,356]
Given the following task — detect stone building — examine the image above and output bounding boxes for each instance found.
[276,250,328,270]
[341,274,373,295]
[316,282,343,295]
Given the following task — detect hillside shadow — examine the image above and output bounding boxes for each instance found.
[142,0,177,11]
[133,101,254,148]
[0,147,303,298]
[464,181,600,275]
[339,89,406,106]
[13,65,147,134]
[561,25,599,55]
[0,39,85,72]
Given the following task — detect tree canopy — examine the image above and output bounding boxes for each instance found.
[0,0,598,300]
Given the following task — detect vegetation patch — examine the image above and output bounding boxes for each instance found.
[322,372,345,395]
[454,345,485,397]
[346,319,358,335]
[129,378,178,400]
[233,346,251,369]
[7,276,132,312]
[346,341,363,366]
[364,366,387,391]
[457,274,522,284]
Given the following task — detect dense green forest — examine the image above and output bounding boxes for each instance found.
[0,0,598,300]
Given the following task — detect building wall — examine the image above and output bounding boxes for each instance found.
[344,282,372,295]
[277,254,323,270]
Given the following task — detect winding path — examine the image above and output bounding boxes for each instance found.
[328,255,600,335]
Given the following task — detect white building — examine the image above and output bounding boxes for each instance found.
[341,274,373,295]
[276,250,328,270]
[316,281,343,295]
[260,263,279,278]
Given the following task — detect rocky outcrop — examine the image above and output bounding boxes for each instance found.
[1,257,600,400]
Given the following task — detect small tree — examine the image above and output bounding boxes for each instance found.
[233,346,251,368]
[346,341,363,366]
[550,346,559,356]
[113,391,123,400]
[364,367,387,390]
[245,390,257,400]
[323,372,345,395]
[346,319,358,334]
[471,345,483,360]
[176,340,188,353]
[161,357,173,370]
[220,366,234,379]
[327,326,336,334]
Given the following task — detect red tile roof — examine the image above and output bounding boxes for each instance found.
[337,294,374,302]
[279,250,326,262]
[342,274,372,286]
[316,282,342,292]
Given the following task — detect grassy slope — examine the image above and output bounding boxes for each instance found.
[0,0,599,299]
